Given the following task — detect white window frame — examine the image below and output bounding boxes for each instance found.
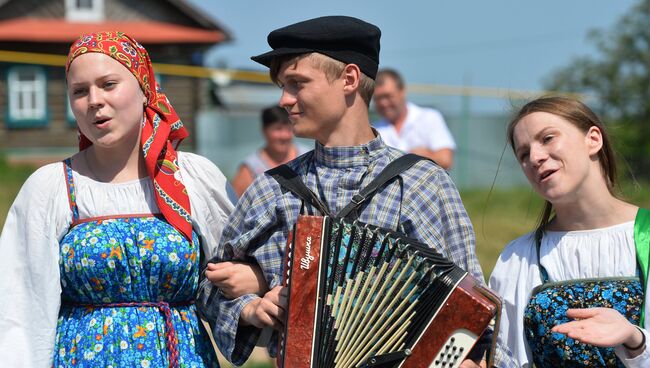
[7,66,47,124]
[65,0,104,22]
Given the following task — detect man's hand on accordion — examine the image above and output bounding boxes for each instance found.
[239,286,288,330]
[205,261,269,299]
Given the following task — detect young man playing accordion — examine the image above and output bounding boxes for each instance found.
[197,16,511,368]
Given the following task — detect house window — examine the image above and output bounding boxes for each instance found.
[7,66,48,128]
[65,0,104,22]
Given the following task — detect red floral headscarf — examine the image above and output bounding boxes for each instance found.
[66,31,193,244]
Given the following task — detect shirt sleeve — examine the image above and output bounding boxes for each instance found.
[196,173,294,365]
[178,152,234,261]
[402,164,482,281]
[615,271,650,368]
[400,162,497,362]
[615,328,650,367]
[488,235,539,367]
[0,164,70,367]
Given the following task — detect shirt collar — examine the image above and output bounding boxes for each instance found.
[313,131,387,168]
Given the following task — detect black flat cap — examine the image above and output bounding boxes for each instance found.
[251,16,381,79]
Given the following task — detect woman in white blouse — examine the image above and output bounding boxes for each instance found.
[0,31,263,367]
[489,96,649,367]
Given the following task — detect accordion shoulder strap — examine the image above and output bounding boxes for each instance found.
[267,153,428,219]
[266,164,332,216]
[337,153,427,219]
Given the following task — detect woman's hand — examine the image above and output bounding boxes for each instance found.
[205,261,269,299]
[552,308,643,353]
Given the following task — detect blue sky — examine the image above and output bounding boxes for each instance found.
[188,1,636,92]
[186,0,639,115]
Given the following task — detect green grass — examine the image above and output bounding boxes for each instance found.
[219,360,273,368]
[0,156,36,227]
[461,188,545,276]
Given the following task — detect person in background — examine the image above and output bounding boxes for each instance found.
[373,68,455,169]
[489,96,650,367]
[0,31,261,367]
[231,105,309,197]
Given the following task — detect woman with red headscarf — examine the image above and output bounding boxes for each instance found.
[0,31,261,367]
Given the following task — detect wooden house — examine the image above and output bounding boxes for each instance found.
[0,0,231,159]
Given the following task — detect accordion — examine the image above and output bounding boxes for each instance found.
[268,154,501,368]
[278,215,500,368]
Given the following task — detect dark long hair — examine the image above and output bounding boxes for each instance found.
[507,96,618,242]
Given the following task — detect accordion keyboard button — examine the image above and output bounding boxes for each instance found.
[429,331,475,368]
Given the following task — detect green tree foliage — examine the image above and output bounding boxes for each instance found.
[545,0,650,176]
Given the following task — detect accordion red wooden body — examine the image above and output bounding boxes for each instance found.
[277,215,500,368]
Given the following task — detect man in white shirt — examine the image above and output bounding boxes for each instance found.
[373,68,456,169]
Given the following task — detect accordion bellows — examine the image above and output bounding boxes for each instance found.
[278,215,500,368]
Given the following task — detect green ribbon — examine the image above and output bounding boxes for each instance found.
[634,208,650,327]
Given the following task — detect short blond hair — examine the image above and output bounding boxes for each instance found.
[270,53,375,106]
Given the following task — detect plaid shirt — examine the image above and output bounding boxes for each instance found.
[198,135,502,366]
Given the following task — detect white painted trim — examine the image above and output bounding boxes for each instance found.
[65,0,104,22]
[8,66,47,121]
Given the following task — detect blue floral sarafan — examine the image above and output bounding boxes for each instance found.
[52,159,218,367]
[523,277,642,367]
